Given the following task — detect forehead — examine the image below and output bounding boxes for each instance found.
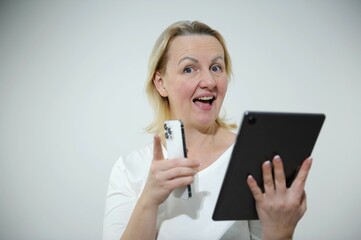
[167,35,224,61]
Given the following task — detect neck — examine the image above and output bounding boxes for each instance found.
[184,123,219,150]
[184,123,235,171]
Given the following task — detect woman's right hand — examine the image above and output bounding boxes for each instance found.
[140,135,199,207]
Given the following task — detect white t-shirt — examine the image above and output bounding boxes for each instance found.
[103,143,262,240]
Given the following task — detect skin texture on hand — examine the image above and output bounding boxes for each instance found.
[247,155,312,240]
[141,135,199,206]
[120,135,199,240]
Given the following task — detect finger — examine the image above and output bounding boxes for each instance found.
[262,160,274,193]
[153,135,164,161]
[166,175,195,189]
[171,157,199,167]
[154,157,199,172]
[163,167,197,180]
[247,175,264,202]
[291,157,312,197]
[272,155,286,191]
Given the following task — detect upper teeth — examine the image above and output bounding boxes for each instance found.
[197,96,213,100]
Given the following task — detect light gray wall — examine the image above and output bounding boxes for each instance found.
[0,1,360,239]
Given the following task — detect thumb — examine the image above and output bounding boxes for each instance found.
[153,134,164,161]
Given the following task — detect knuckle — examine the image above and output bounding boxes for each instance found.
[180,176,194,186]
[184,176,194,185]
[173,168,183,177]
[264,181,274,189]
[172,159,183,168]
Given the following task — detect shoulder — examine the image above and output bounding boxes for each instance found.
[123,144,153,166]
[111,143,153,182]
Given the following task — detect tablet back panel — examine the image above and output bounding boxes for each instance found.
[212,111,325,220]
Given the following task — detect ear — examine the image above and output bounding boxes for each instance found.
[153,72,168,97]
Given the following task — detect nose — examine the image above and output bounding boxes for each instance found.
[199,70,216,89]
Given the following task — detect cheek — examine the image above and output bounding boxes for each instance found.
[170,79,196,96]
[218,78,229,96]
[166,81,192,107]
[173,85,194,103]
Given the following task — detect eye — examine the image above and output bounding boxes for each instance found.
[211,65,222,72]
[183,66,194,74]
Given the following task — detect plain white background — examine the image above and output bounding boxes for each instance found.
[0,1,360,239]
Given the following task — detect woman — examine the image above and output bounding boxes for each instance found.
[103,20,312,240]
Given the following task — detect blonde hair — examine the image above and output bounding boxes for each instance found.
[145,20,236,135]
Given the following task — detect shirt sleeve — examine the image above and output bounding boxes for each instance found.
[249,220,262,240]
[102,157,138,240]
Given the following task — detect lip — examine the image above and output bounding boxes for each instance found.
[192,94,216,110]
[192,93,217,102]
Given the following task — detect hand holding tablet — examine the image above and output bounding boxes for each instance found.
[213,111,325,220]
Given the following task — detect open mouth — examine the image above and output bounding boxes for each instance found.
[193,96,216,105]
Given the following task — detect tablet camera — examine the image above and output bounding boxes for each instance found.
[248,116,257,125]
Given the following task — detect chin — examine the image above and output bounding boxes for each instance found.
[193,116,218,128]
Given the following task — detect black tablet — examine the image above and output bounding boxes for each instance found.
[212,111,325,220]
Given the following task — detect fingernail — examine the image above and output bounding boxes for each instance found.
[263,161,271,168]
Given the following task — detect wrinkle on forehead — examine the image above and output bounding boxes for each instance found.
[168,35,225,65]
[178,56,224,66]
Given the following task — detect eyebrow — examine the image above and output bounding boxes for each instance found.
[211,56,224,63]
[177,56,224,65]
[178,56,198,65]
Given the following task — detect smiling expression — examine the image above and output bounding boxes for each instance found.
[154,35,228,130]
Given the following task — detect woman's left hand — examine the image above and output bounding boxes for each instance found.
[247,155,312,240]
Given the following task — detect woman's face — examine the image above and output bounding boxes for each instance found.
[154,35,228,130]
